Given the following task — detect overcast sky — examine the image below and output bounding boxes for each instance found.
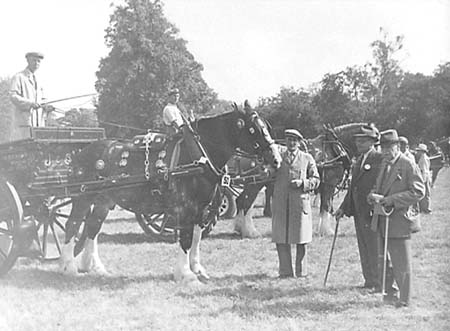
[0,0,449,109]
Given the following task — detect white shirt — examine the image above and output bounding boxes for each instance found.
[162,103,184,128]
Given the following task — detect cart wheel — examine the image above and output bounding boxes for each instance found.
[219,189,237,219]
[135,212,177,243]
[33,198,86,261]
[0,181,24,276]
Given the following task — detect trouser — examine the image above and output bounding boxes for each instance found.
[380,237,412,304]
[419,178,431,212]
[276,243,307,277]
[354,217,380,287]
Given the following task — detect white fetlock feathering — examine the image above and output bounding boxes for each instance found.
[79,236,107,275]
[60,238,77,275]
[174,247,200,285]
[189,225,209,280]
[240,208,260,238]
[318,211,335,236]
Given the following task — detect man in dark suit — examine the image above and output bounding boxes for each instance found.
[335,124,383,290]
[368,129,425,308]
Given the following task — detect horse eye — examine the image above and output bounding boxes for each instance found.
[249,127,255,134]
[237,119,245,129]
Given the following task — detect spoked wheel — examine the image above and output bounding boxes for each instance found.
[135,212,177,243]
[29,198,86,261]
[0,181,24,276]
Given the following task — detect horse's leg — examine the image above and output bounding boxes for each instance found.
[263,183,273,217]
[79,197,113,275]
[174,226,199,284]
[317,186,335,236]
[233,184,261,238]
[189,224,209,281]
[60,198,91,274]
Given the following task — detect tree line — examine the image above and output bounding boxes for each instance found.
[0,0,449,146]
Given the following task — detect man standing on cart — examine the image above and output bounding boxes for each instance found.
[9,52,52,140]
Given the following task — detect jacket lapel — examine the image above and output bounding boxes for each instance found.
[381,158,401,195]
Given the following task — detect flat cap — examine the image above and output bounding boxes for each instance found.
[25,52,44,59]
[285,129,304,140]
[168,88,180,96]
[380,129,400,146]
[353,124,380,140]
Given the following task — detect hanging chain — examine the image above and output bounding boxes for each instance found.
[143,131,152,180]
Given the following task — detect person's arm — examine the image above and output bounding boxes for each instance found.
[302,154,321,192]
[380,161,425,209]
[9,75,39,111]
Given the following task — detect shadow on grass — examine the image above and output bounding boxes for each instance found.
[205,231,272,240]
[98,232,174,244]
[2,268,174,290]
[179,274,380,317]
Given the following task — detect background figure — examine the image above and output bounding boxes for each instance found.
[368,129,425,308]
[9,51,48,140]
[335,124,382,290]
[272,129,320,278]
[399,136,415,163]
[415,144,432,213]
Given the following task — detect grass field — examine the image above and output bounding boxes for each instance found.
[1,168,449,331]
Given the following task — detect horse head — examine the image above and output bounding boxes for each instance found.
[228,101,282,169]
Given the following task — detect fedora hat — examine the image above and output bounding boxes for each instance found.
[380,129,400,146]
[415,143,428,153]
[285,129,303,140]
[353,124,380,140]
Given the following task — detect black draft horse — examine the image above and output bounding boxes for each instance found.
[233,123,364,237]
[59,102,282,283]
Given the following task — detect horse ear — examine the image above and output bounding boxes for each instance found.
[232,102,238,112]
[244,100,252,114]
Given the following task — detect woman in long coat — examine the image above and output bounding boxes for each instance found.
[272,129,320,278]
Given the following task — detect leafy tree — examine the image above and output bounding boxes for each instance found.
[95,0,217,137]
[256,86,319,139]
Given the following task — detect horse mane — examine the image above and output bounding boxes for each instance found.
[332,122,367,134]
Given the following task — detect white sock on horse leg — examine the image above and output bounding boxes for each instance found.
[319,212,335,236]
[233,210,244,235]
[174,247,198,283]
[189,225,209,279]
[79,236,107,274]
[241,208,260,238]
[60,238,77,275]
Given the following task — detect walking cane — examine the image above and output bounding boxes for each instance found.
[378,204,394,296]
[323,218,340,287]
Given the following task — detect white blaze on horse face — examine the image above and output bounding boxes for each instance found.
[79,236,107,275]
[270,144,282,169]
[60,238,77,275]
[189,225,209,280]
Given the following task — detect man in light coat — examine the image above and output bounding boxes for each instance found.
[368,129,425,307]
[272,129,320,278]
[415,144,432,213]
[9,52,49,140]
[335,124,383,290]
